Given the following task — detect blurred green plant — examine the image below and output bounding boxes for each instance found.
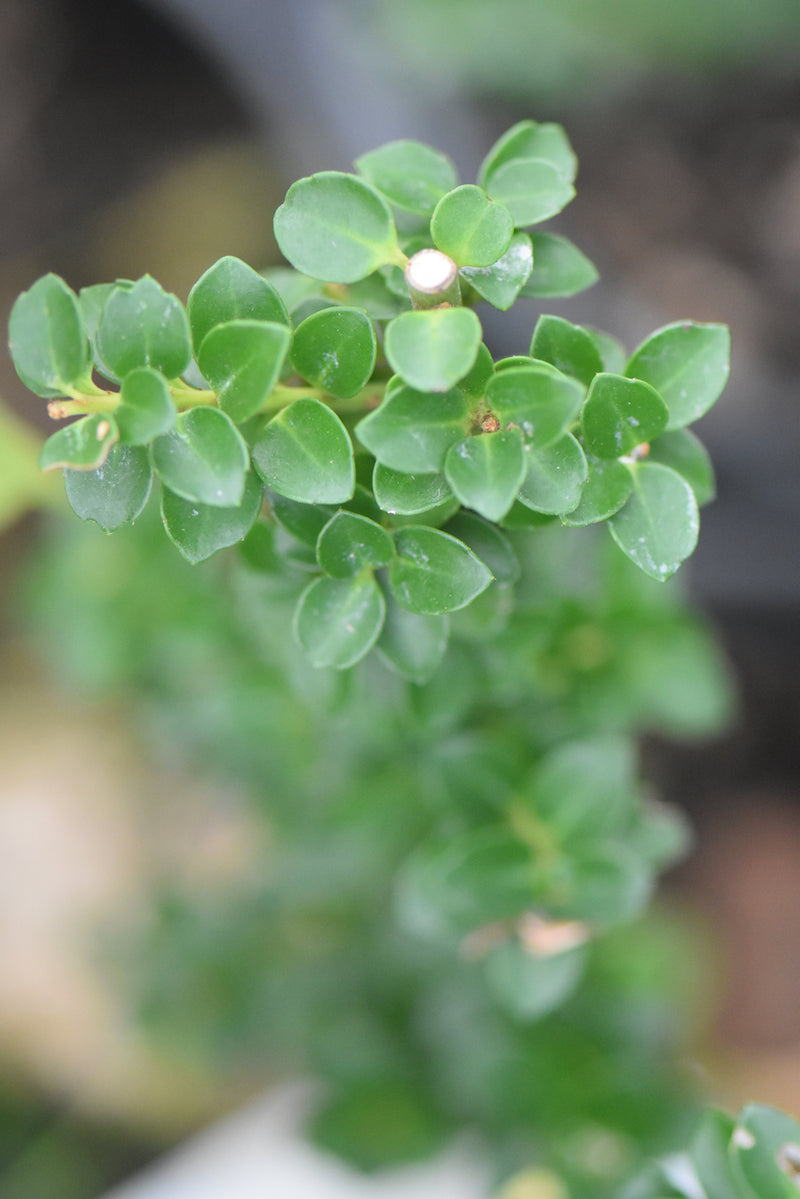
[7,119,777,1197]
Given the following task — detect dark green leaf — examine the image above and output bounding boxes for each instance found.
[198,319,291,422]
[517,432,588,515]
[581,373,668,459]
[79,283,116,347]
[294,573,385,668]
[444,428,525,521]
[443,511,520,584]
[530,314,604,387]
[486,363,584,449]
[9,274,90,397]
[115,366,177,445]
[40,413,119,472]
[485,158,575,227]
[389,525,492,614]
[188,256,289,352]
[268,491,337,548]
[354,139,458,215]
[609,461,699,580]
[151,406,249,507]
[356,385,472,472]
[274,172,400,283]
[647,428,716,505]
[64,442,152,530]
[375,590,449,684]
[625,321,731,430]
[485,940,587,1021]
[373,464,452,515]
[733,1104,800,1199]
[478,120,577,187]
[460,232,533,309]
[585,326,627,374]
[384,308,482,392]
[291,306,376,398]
[690,1109,747,1199]
[161,469,262,563]
[316,510,394,577]
[96,276,192,380]
[560,458,633,526]
[519,232,599,298]
[252,397,355,503]
[457,342,494,399]
[430,185,514,267]
[527,736,638,842]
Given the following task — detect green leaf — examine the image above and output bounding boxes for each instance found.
[161,469,263,564]
[609,461,699,581]
[443,511,520,584]
[389,525,492,615]
[527,736,638,843]
[647,428,716,506]
[478,120,578,187]
[485,940,587,1021]
[560,458,633,526]
[373,464,453,515]
[457,342,494,399]
[40,413,119,472]
[585,326,627,374]
[430,185,514,268]
[252,396,355,503]
[581,373,669,459]
[384,308,482,393]
[625,321,731,430]
[187,256,289,352]
[530,314,604,387]
[375,590,449,684]
[291,306,376,398]
[486,363,584,449]
[268,491,337,548]
[79,283,116,347]
[96,276,192,380]
[64,442,152,530]
[294,573,385,669]
[732,1104,800,1199]
[345,271,412,319]
[151,407,249,507]
[485,158,575,227]
[460,232,533,309]
[517,432,588,515]
[444,428,525,521]
[354,139,458,215]
[9,274,90,397]
[310,1078,446,1174]
[316,511,394,577]
[552,842,653,925]
[356,385,472,473]
[115,366,177,445]
[274,172,400,283]
[519,232,599,299]
[198,319,291,422]
[691,1110,748,1199]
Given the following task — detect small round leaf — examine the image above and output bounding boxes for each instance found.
[460,232,533,310]
[444,428,526,521]
[581,373,668,459]
[530,314,604,387]
[316,510,394,577]
[486,364,584,449]
[40,413,119,472]
[356,385,472,473]
[151,407,249,507]
[291,306,377,399]
[252,397,355,504]
[198,319,292,423]
[354,139,458,215]
[373,464,453,515]
[187,255,289,351]
[478,120,577,188]
[520,232,599,299]
[97,276,192,380]
[384,308,482,393]
[517,433,588,515]
[115,366,177,445]
[389,525,492,615]
[431,185,514,268]
[9,274,90,398]
[161,469,263,564]
[294,573,385,669]
[609,461,699,581]
[64,443,152,530]
[375,591,449,684]
[625,321,731,430]
[485,158,575,227]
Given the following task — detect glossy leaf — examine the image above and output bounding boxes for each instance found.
[291,306,377,398]
[316,510,394,577]
[96,276,192,380]
[354,139,458,215]
[581,373,669,459]
[478,119,578,187]
[151,407,249,507]
[486,364,584,449]
[376,590,449,684]
[294,573,385,669]
[485,158,575,227]
[485,940,587,1022]
[443,511,520,584]
[252,397,355,504]
[585,326,627,374]
[198,319,291,422]
[356,385,472,473]
[64,443,152,530]
[115,366,177,445]
[460,232,533,309]
[9,274,90,397]
[430,185,514,268]
[647,428,716,506]
[457,342,494,399]
[372,463,453,514]
[40,413,119,472]
[389,525,492,615]
[161,469,262,564]
[268,491,337,548]
[188,256,289,351]
[519,232,599,299]
[384,307,482,393]
[530,314,604,387]
[560,458,633,526]
[609,461,699,581]
[274,172,400,283]
[444,428,525,521]
[625,321,731,430]
[517,432,588,515]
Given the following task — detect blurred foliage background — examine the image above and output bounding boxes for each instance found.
[1,1,800,1196]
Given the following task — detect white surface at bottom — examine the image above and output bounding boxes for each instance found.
[102,1082,491,1199]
